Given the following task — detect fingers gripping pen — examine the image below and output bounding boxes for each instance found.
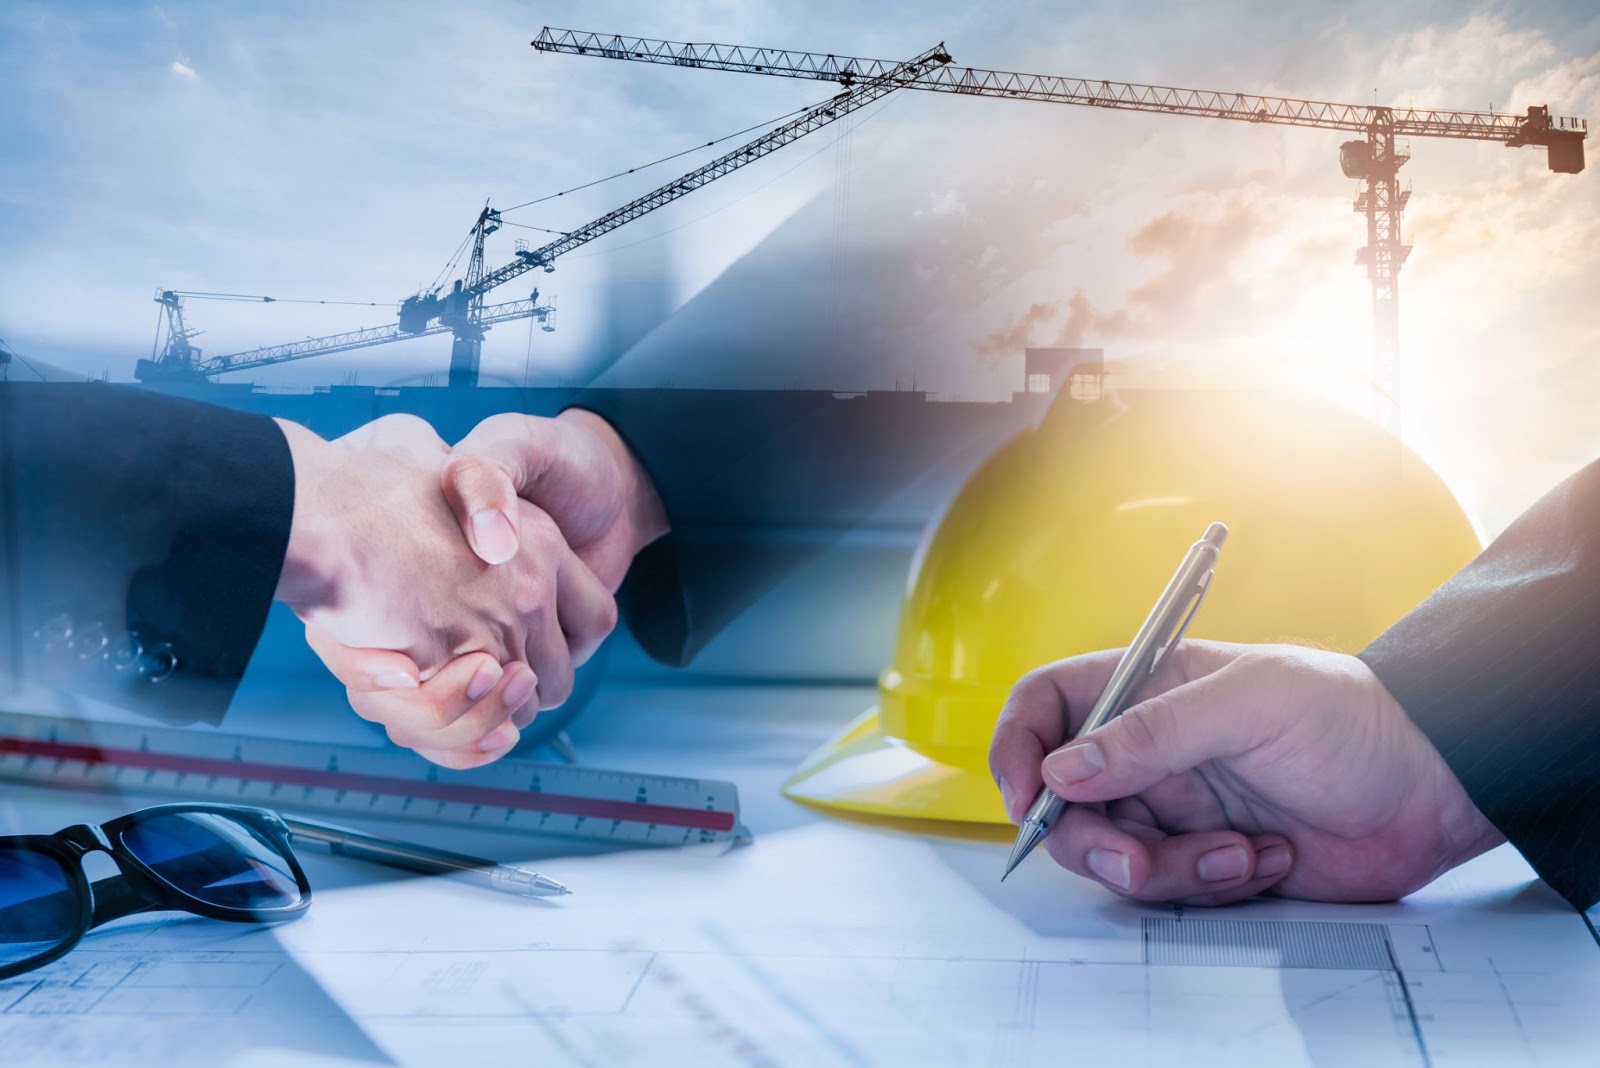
[1001,522,1228,880]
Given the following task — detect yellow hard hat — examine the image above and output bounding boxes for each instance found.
[782,387,1482,824]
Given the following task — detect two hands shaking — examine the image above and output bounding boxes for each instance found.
[271,409,665,770]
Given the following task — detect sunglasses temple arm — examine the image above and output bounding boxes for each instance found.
[88,873,161,929]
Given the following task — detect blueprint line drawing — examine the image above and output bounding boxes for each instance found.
[6,788,1600,1066]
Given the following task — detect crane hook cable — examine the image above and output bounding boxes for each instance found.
[498,101,816,214]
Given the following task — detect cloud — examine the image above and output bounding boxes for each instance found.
[976,300,1057,361]
[169,58,197,80]
[970,186,1267,364]
[924,189,966,218]
[1056,290,1130,348]
[975,289,1135,363]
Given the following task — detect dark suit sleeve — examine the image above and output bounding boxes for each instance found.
[1359,458,1600,911]
[0,383,295,724]
[568,389,993,667]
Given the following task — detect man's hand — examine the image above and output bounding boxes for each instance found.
[989,641,1505,906]
[440,409,668,589]
[273,414,616,715]
[303,635,539,769]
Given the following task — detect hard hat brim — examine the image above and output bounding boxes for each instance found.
[781,707,1011,825]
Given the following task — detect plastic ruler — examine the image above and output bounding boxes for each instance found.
[0,711,741,846]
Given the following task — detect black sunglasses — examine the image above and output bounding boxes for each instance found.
[0,802,311,978]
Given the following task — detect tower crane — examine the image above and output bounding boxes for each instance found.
[137,42,953,387]
[135,286,553,383]
[532,27,1589,404]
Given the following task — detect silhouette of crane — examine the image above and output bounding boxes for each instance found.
[137,42,954,386]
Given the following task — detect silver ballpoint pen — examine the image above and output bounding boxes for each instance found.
[284,814,571,898]
[1001,521,1229,881]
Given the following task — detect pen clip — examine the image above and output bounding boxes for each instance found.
[1148,568,1213,676]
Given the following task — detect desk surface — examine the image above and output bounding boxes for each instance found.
[3,683,1599,1068]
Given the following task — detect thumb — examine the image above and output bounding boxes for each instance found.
[441,415,562,565]
[1041,663,1277,804]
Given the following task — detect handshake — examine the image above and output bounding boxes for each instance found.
[271,410,668,770]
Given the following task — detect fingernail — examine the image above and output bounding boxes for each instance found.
[1086,848,1132,891]
[374,672,418,691]
[997,776,1018,821]
[1256,843,1293,879]
[1042,741,1105,787]
[501,667,537,709]
[1197,844,1251,883]
[466,662,503,701]
[470,509,518,564]
[478,723,519,752]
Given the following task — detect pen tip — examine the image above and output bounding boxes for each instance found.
[1002,822,1044,881]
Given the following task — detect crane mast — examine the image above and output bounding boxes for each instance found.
[534,27,1588,406]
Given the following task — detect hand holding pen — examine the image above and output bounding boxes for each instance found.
[987,517,1498,906]
[1002,522,1230,880]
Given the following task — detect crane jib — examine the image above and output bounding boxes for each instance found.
[532,27,1586,150]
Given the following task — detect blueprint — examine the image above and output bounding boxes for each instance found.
[5,816,1600,1068]
[6,681,1600,1067]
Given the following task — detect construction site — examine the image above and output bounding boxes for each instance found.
[120,27,1585,418]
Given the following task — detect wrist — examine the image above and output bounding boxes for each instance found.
[1417,727,1506,876]
[272,418,344,609]
[1440,765,1506,869]
[557,408,669,555]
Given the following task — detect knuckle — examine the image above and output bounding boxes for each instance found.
[995,671,1052,731]
[520,508,563,552]
[384,723,422,750]
[596,595,619,635]
[379,413,439,445]
[347,691,389,724]
[1110,704,1158,758]
[539,668,575,711]
[1012,666,1057,701]
[1114,696,1178,771]
[472,412,524,440]
[445,454,507,498]
[513,570,552,617]
[385,695,454,734]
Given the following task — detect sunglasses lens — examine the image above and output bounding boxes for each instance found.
[0,847,78,969]
[119,812,302,912]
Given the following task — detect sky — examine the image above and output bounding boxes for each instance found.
[1,0,1597,533]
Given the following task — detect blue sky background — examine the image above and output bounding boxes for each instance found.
[1,1,1597,530]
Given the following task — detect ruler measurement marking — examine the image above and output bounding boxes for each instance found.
[0,736,736,833]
